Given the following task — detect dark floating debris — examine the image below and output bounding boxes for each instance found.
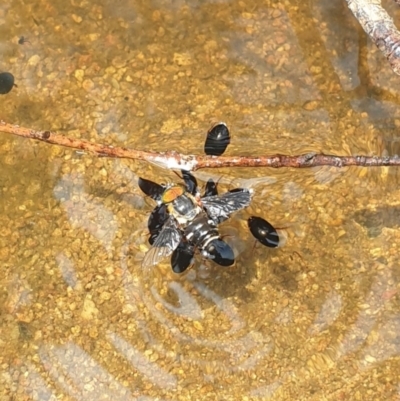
[0,72,15,94]
[204,122,231,156]
[248,216,280,248]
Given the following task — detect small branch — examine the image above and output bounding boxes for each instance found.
[346,0,400,75]
[1,121,400,171]
[0,120,199,170]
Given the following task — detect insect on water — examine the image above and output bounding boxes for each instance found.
[138,170,253,273]
[138,122,282,273]
[0,72,16,95]
[204,122,231,156]
[248,216,280,248]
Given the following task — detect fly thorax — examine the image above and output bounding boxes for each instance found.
[170,194,200,223]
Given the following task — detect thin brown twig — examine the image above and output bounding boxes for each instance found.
[1,120,400,171]
[346,0,400,75]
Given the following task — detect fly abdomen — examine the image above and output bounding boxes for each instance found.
[183,213,219,247]
[183,213,235,266]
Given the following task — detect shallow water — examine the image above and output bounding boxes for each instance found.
[1,0,400,400]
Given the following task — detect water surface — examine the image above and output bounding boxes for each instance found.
[1,0,400,400]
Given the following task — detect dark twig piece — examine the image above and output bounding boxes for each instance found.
[346,0,400,75]
[1,121,400,171]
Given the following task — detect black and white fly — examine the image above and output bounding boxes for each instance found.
[138,171,252,273]
[138,122,281,273]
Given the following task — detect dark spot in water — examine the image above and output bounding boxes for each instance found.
[0,72,15,94]
[376,256,387,264]
[18,321,32,340]
[271,264,298,291]
[18,36,30,45]
[353,206,400,238]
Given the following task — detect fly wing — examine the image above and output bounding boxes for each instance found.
[142,217,182,268]
[201,189,252,224]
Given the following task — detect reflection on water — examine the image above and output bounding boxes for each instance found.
[2,0,400,399]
